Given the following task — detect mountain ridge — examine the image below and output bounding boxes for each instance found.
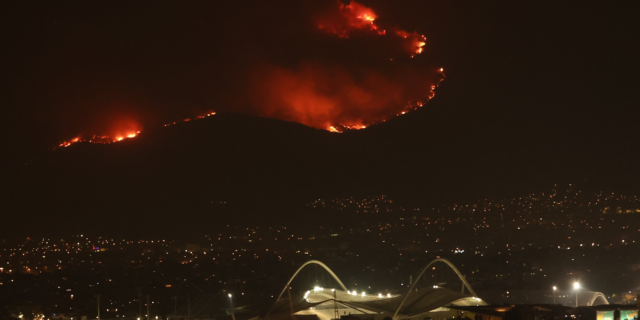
[5,110,639,237]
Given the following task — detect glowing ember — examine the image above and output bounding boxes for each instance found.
[56,133,138,149]
[395,30,427,55]
[313,66,444,133]
[55,112,217,150]
[58,137,80,148]
[316,1,427,57]
[163,112,215,127]
[316,1,383,38]
[362,14,375,22]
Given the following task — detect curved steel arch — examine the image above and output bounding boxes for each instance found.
[588,292,609,306]
[265,260,348,319]
[392,258,476,320]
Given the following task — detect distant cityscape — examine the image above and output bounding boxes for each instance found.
[1,184,639,319]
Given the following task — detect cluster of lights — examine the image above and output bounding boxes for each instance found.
[343,290,391,299]
[311,184,640,257]
[348,290,365,297]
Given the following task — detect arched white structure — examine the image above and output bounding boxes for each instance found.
[588,292,609,306]
[392,258,476,320]
[265,260,348,319]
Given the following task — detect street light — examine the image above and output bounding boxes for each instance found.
[553,286,557,305]
[573,282,580,307]
[228,293,236,320]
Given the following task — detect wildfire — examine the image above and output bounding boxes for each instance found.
[325,67,445,133]
[53,2,444,145]
[362,14,375,23]
[55,112,217,150]
[294,1,443,133]
[163,112,215,127]
[328,124,368,132]
[56,131,140,149]
[316,1,383,38]
[395,30,427,56]
[316,1,427,57]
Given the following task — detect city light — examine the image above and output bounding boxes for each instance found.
[0,184,633,318]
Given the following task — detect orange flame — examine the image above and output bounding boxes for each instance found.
[362,14,375,22]
[249,63,446,134]
[298,1,442,132]
[54,2,443,145]
[316,1,382,38]
[316,1,427,57]
[55,111,219,150]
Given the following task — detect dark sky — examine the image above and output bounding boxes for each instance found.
[3,1,640,208]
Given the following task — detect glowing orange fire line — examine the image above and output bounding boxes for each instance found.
[325,67,445,133]
[55,112,217,150]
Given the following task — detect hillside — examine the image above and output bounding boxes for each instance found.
[5,108,639,237]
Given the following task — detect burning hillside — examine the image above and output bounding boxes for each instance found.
[55,112,216,150]
[53,0,444,149]
[235,0,445,132]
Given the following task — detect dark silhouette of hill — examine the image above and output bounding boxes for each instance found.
[5,104,640,238]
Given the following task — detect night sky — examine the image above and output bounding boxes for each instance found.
[3,1,640,234]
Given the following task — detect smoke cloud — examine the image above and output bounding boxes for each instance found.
[226,0,444,132]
